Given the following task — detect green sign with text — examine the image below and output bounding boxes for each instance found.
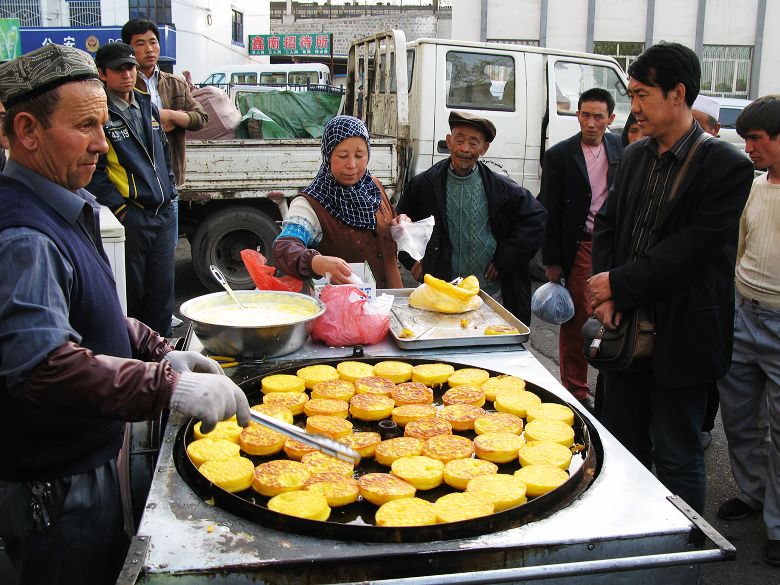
[248,33,332,56]
[0,18,21,61]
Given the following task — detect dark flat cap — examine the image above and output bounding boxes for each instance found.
[448,110,497,143]
[0,44,99,109]
[95,42,138,71]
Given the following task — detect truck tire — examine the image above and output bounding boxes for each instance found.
[529,249,548,283]
[191,206,280,291]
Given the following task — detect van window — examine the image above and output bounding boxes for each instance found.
[260,72,288,85]
[554,61,630,126]
[289,71,318,86]
[406,49,415,92]
[446,51,515,111]
[203,73,226,85]
[231,72,257,84]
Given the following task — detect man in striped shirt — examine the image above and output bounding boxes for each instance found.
[588,42,754,514]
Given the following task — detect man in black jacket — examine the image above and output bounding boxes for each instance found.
[397,111,546,324]
[588,43,754,513]
[539,88,623,411]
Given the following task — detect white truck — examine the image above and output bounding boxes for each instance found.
[179,30,630,290]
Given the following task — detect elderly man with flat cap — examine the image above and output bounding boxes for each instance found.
[0,44,249,585]
[397,110,546,324]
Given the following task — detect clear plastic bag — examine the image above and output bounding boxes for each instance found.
[311,286,394,346]
[390,216,435,261]
[531,280,575,324]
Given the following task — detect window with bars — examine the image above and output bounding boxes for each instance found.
[232,9,243,44]
[592,41,644,73]
[0,0,41,26]
[701,45,752,98]
[129,0,172,25]
[69,1,101,27]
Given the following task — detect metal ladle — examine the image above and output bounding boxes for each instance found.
[209,264,247,309]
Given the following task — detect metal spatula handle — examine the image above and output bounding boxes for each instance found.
[248,408,361,465]
[209,264,247,309]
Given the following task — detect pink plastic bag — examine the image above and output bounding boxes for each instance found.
[240,249,304,292]
[311,285,390,346]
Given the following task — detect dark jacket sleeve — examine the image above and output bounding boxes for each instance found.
[152,103,179,196]
[538,144,564,267]
[273,235,320,279]
[490,177,547,276]
[87,154,127,214]
[126,317,174,362]
[25,341,179,422]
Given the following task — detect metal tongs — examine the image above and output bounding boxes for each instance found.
[248,408,361,465]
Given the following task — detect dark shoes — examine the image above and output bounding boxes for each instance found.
[717,497,761,521]
[765,539,780,566]
[577,395,595,413]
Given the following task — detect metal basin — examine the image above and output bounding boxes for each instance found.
[179,290,325,358]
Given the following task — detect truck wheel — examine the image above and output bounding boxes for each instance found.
[529,249,548,283]
[191,206,280,291]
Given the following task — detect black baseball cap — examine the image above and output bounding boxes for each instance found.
[95,42,138,70]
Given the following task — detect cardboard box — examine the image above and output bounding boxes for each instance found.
[312,261,376,300]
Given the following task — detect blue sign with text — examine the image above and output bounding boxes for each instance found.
[20,25,176,62]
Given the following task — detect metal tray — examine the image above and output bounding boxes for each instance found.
[385,288,530,349]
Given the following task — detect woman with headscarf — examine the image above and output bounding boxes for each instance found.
[272,115,406,288]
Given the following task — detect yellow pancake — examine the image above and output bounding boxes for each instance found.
[411,363,455,387]
[433,492,494,523]
[517,440,573,470]
[515,465,569,497]
[305,415,353,439]
[358,473,416,506]
[311,379,356,402]
[447,368,490,387]
[421,434,474,464]
[524,419,575,447]
[438,404,486,431]
[375,497,437,526]
[391,382,434,406]
[303,398,350,419]
[373,361,414,383]
[252,459,311,496]
[262,391,309,416]
[494,390,542,418]
[193,419,243,443]
[267,490,330,521]
[481,375,526,402]
[336,361,375,383]
[391,404,437,426]
[442,385,486,407]
[198,456,254,493]
[374,437,425,467]
[349,393,395,421]
[473,412,524,436]
[404,417,453,441]
[442,458,499,490]
[261,374,306,394]
[526,403,576,426]
[238,424,285,456]
[295,364,340,389]
[187,438,241,468]
[355,376,396,396]
[300,451,355,477]
[466,473,527,512]
[305,473,360,507]
[338,432,382,458]
[390,455,445,490]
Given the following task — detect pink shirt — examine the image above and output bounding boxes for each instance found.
[581,141,609,233]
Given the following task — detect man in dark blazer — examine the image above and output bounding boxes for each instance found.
[588,42,754,513]
[539,88,623,411]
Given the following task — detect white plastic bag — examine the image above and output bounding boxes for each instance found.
[531,280,575,324]
[390,216,435,261]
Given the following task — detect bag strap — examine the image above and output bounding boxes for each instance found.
[667,132,711,202]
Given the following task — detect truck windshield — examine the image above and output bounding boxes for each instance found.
[554,61,630,127]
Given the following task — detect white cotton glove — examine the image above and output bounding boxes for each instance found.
[164,350,225,375]
[170,372,251,433]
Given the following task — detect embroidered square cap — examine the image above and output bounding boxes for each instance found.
[0,44,99,109]
[95,42,138,71]
[448,110,497,143]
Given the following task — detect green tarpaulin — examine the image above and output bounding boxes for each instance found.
[235,90,342,139]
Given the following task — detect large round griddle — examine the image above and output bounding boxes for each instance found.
[174,357,602,543]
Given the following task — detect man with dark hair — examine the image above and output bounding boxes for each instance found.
[397,111,546,324]
[87,42,178,338]
[716,95,780,566]
[0,43,248,585]
[588,42,754,513]
[121,18,207,186]
[539,87,623,412]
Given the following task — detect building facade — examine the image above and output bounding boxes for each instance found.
[0,0,271,81]
[452,0,779,99]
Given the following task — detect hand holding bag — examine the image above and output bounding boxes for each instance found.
[581,308,655,370]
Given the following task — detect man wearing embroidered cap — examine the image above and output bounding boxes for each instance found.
[0,44,249,585]
[397,110,546,324]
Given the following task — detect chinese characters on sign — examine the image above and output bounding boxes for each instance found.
[249,33,331,56]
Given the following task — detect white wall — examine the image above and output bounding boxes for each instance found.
[172,0,271,82]
[594,0,646,42]
[651,0,698,46]
[101,0,129,26]
[756,0,780,96]
[546,0,588,51]
[702,0,758,45]
[486,0,540,42]
[451,0,482,42]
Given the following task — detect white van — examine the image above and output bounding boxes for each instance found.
[201,63,332,88]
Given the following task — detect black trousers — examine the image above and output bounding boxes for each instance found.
[0,460,128,585]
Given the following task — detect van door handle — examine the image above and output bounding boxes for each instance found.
[437,140,449,154]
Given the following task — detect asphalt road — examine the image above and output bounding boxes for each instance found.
[1,240,775,584]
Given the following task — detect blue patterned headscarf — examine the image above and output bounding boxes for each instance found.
[302,115,382,230]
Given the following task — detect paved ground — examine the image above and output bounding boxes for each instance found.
[1,241,775,583]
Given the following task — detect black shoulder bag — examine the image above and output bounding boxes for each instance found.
[582,132,710,370]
